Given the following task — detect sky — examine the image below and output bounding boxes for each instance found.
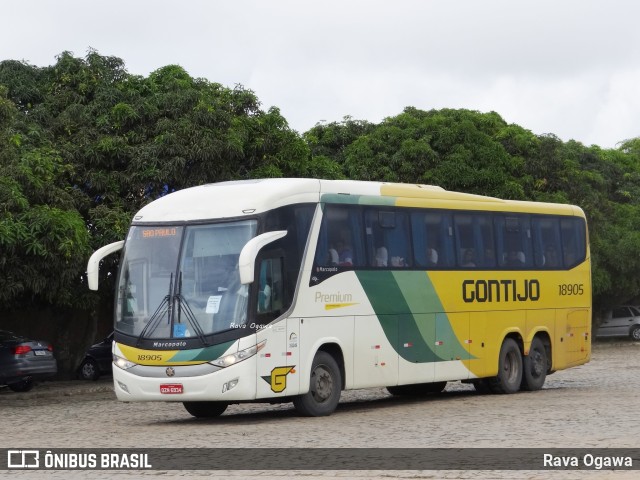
[3,0,640,149]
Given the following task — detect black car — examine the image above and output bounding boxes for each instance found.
[78,333,113,381]
[0,330,58,392]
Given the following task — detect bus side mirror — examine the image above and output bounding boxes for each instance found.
[239,231,287,285]
[86,240,125,291]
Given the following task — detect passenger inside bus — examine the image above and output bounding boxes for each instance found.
[544,245,560,267]
[426,247,439,267]
[461,248,476,267]
[335,240,353,266]
[390,255,407,267]
[374,246,388,267]
[506,250,526,267]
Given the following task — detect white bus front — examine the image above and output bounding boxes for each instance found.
[111,221,269,405]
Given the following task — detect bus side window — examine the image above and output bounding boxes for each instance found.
[561,218,586,268]
[454,214,476,268]
[366,209,411,268]
[495,215,533,269]
[532,216,562,269]
[316,205,365,268]
[411,211,453,268]
[366,209,387,267]
[453,213,495,269]
[257,258,284,317]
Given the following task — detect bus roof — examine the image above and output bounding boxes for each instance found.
[132,178,582,223]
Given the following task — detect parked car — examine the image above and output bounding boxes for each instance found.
[78,332,113,380]
[0,330,57,392]
[596,306,640,341]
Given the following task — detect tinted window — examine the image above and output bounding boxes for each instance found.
[365,209,411,267]
[532,217,562,269]
[613,307,631,318]
[315,205,365,267]
[561,217,586,268]
[495,215,533,269]
[453,213,496,269]
[312,204,586,282]
[411,211,453,268]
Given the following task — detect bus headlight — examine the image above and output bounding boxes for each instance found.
[210,341,266,368]
[113,353,137,370]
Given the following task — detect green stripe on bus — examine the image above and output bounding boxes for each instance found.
[169,340,235,362]
[393,271,473,361]
[356,270,439,362]
[356,270,473,362]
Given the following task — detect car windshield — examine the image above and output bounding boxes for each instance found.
[115,220,258,340]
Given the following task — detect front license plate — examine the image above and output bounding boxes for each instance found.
[160,384,183,394]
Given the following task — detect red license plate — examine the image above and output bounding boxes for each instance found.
[160,384,183,394]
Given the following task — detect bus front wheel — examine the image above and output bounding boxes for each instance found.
[293,351,341,417]
[183,401,228,418]
[489,338,522,394]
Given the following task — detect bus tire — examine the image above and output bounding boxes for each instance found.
[521,337,548,391]
[489,338,522,394]
[293,351,341,417]
[387,382,447,396]
[183,401,228,418]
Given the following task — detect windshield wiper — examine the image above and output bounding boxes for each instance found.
[174,272,209,347]
[136,273,173,347]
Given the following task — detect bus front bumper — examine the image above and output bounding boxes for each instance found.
[112,359,257,402]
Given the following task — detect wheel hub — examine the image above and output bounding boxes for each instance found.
[531,351,544,376]
[312,366,333,402]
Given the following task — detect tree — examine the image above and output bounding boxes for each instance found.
[0,84,91,309]
[0,51,318,310]
[305,107,640,310]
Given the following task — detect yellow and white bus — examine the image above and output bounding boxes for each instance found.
[87,179,591,417]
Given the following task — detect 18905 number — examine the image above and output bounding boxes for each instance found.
[559,284,584,296]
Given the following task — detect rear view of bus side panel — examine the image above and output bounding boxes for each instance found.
[553,308,591,370]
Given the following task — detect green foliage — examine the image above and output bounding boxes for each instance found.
[0,82,91,308]
[1,50,640,316]
[0,51,312,310]
[307,107,640,309]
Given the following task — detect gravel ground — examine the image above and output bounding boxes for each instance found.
[1,339,639,479]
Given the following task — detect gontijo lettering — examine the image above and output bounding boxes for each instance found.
[462,279,540,303]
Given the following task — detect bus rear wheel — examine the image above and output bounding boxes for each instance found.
[183,401,228,418]
[521,337,548,391]
[293,351,341,417]
[387,382,447,396]
[489,338,522,394]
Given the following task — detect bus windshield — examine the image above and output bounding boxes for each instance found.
[115,220,258,340]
